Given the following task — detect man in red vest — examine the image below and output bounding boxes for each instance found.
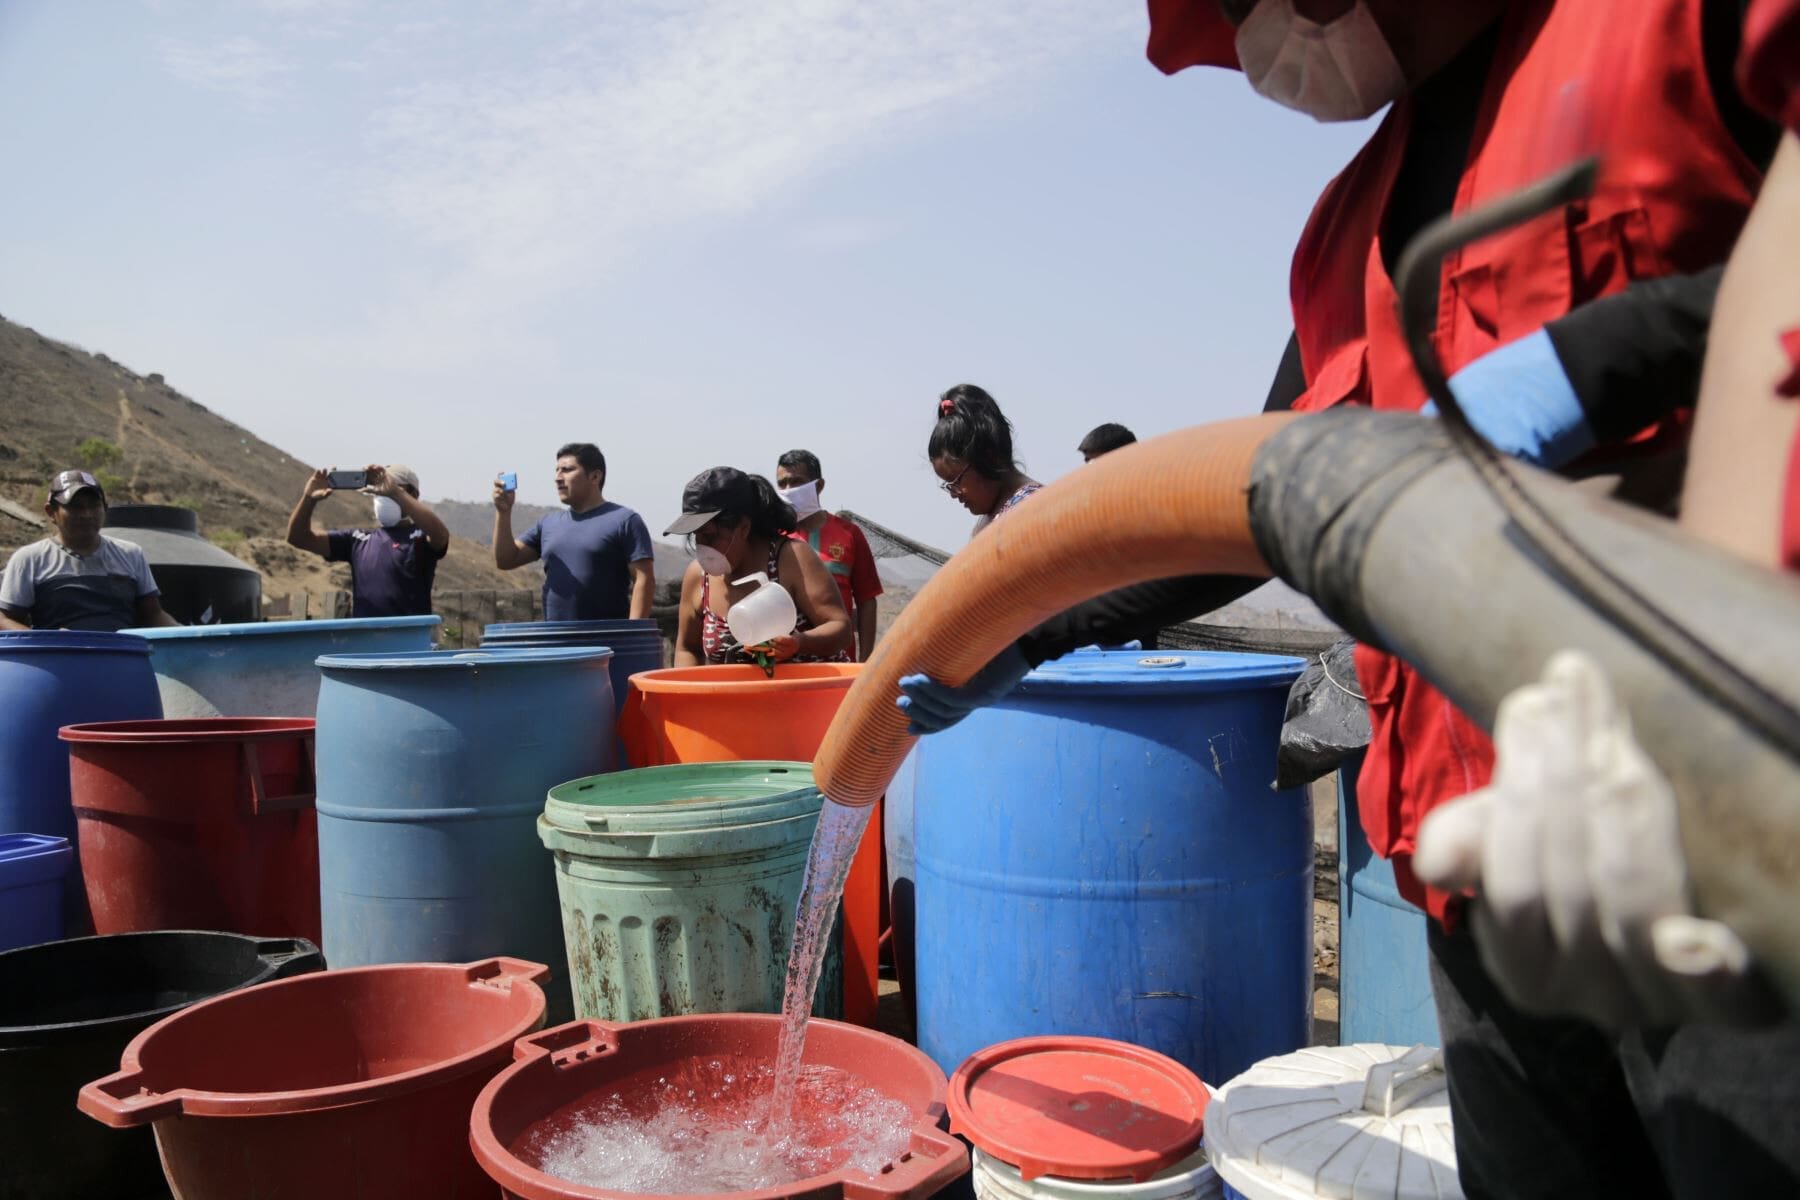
[896,3,1795,1196]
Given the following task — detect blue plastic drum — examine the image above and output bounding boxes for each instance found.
[1337,753,1440,1047]
[133,614,440,718]
[913,649,1310,1087]
[312,646,616,1022]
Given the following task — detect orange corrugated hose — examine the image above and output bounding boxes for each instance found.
[814,413,1295,807]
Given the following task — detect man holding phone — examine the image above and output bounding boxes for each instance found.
[286,463,450,617]
[492,443,654,620]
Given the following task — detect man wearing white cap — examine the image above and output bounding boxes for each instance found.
[286,463,450,618]
[0,469,181,631]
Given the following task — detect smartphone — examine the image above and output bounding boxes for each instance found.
[327,469,368,490]
[498,472,518,493]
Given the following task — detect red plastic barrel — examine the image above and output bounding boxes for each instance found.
[472,1014,970,1199]
[78,957,550,1199]
[61,718,321,944]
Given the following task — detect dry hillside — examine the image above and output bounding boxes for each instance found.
[0,314,535,608]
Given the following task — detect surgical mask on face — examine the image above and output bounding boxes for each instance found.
[373,496,404,527]
[693,539,733,577]
[1235,0,1407,123]
[779,480,821,520]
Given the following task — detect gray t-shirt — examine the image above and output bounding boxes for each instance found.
[0,535,160,631]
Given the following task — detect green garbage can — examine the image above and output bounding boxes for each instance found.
[539,760,842,1022]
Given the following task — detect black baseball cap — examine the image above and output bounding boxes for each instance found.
[48,469,105,505]
[663,466,754,536]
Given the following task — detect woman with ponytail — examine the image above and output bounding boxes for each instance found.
[664,466,852,667]
[929,384,1042,535]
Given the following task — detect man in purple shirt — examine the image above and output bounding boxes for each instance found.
[286,463,450,617]
[492,442,654,620]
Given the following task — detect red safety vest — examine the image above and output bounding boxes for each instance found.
[1285,0,1761,922]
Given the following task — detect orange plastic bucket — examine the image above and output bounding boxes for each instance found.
[619,664,884,1027]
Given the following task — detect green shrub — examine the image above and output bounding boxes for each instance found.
[76,438,122,470]
[209,528,246,555]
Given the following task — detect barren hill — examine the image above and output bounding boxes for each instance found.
[0,314,534,608]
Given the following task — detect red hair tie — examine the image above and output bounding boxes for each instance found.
[938,397,955,417]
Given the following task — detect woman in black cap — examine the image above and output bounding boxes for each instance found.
[665,467,853,667]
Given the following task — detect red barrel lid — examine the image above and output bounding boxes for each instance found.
[946,1036,1209,1182]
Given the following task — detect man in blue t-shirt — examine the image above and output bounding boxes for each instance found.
[493,442,654,620]
[286,463,450,617]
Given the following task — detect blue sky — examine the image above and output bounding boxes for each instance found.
[0,1,1371,553]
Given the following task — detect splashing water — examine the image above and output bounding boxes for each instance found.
[768,797,874,1132]
[515,1055,913,1194]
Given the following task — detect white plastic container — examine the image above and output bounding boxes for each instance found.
[972,1146,1222,1200]
[725,571,797,647]
[1206,1044,1463,1200]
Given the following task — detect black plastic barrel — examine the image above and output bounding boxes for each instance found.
[104,504,261,625]
[0,931,323,1200]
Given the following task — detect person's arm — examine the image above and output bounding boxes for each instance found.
[1682,133,1800,564]
[0,606,29,630]
[623,513,655,620]
[674,561,705,667]
[847,524,883,662]
[134,594,181,628]
[627,560,654,620]
[370,465,450,553]
[0,555,35,629]
[855,599,879,663]
[285,469,333,558]
[773,540,851,661]
[492,482,539,570]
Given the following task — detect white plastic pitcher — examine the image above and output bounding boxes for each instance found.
[725,572,797,648]
[971,1147,1221,1200]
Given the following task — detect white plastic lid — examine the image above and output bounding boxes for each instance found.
[1204,1045,1463,1200]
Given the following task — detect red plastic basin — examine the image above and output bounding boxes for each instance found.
[472,1014,970,1199]
[61,718,322,944]
[79,957,550,1199]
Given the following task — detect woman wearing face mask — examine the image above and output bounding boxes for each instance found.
[285,463,451,618]
[929,384,1042,537]
[665,466,852,668]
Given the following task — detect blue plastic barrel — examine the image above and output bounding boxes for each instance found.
[131,614,440,718]
[913,649,1310,1087]
[1337,753,1440,1046]
[480,620,663,699]
[882,747,919,1027]
[313,646,616,1022]
[0,834,74,951]
[0,631,162,920]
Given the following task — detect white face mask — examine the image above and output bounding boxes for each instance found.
[693,541,733,577]
[779,480,822,521]
[1235,0,1407,123]
[372,496,404,527]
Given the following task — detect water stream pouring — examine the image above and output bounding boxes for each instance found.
[727,573,798,648]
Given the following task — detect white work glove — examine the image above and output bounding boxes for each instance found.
[1415,651,1774,1030]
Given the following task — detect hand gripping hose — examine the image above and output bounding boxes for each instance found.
[811,413,1293,808]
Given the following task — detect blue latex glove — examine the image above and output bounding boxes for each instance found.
[896,643,1033,735]
[1423,329,1595,468]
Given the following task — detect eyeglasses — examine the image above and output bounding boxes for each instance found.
[938,463,972,495]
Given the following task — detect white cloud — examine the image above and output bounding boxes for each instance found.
[148,1,1137,367]
[156,33,294,102]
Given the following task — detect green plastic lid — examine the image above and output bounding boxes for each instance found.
[540,761,824,857]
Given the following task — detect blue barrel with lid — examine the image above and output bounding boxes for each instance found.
[0,631,162,924]
[313,646,616,1024]
[913,649,1310,1088]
